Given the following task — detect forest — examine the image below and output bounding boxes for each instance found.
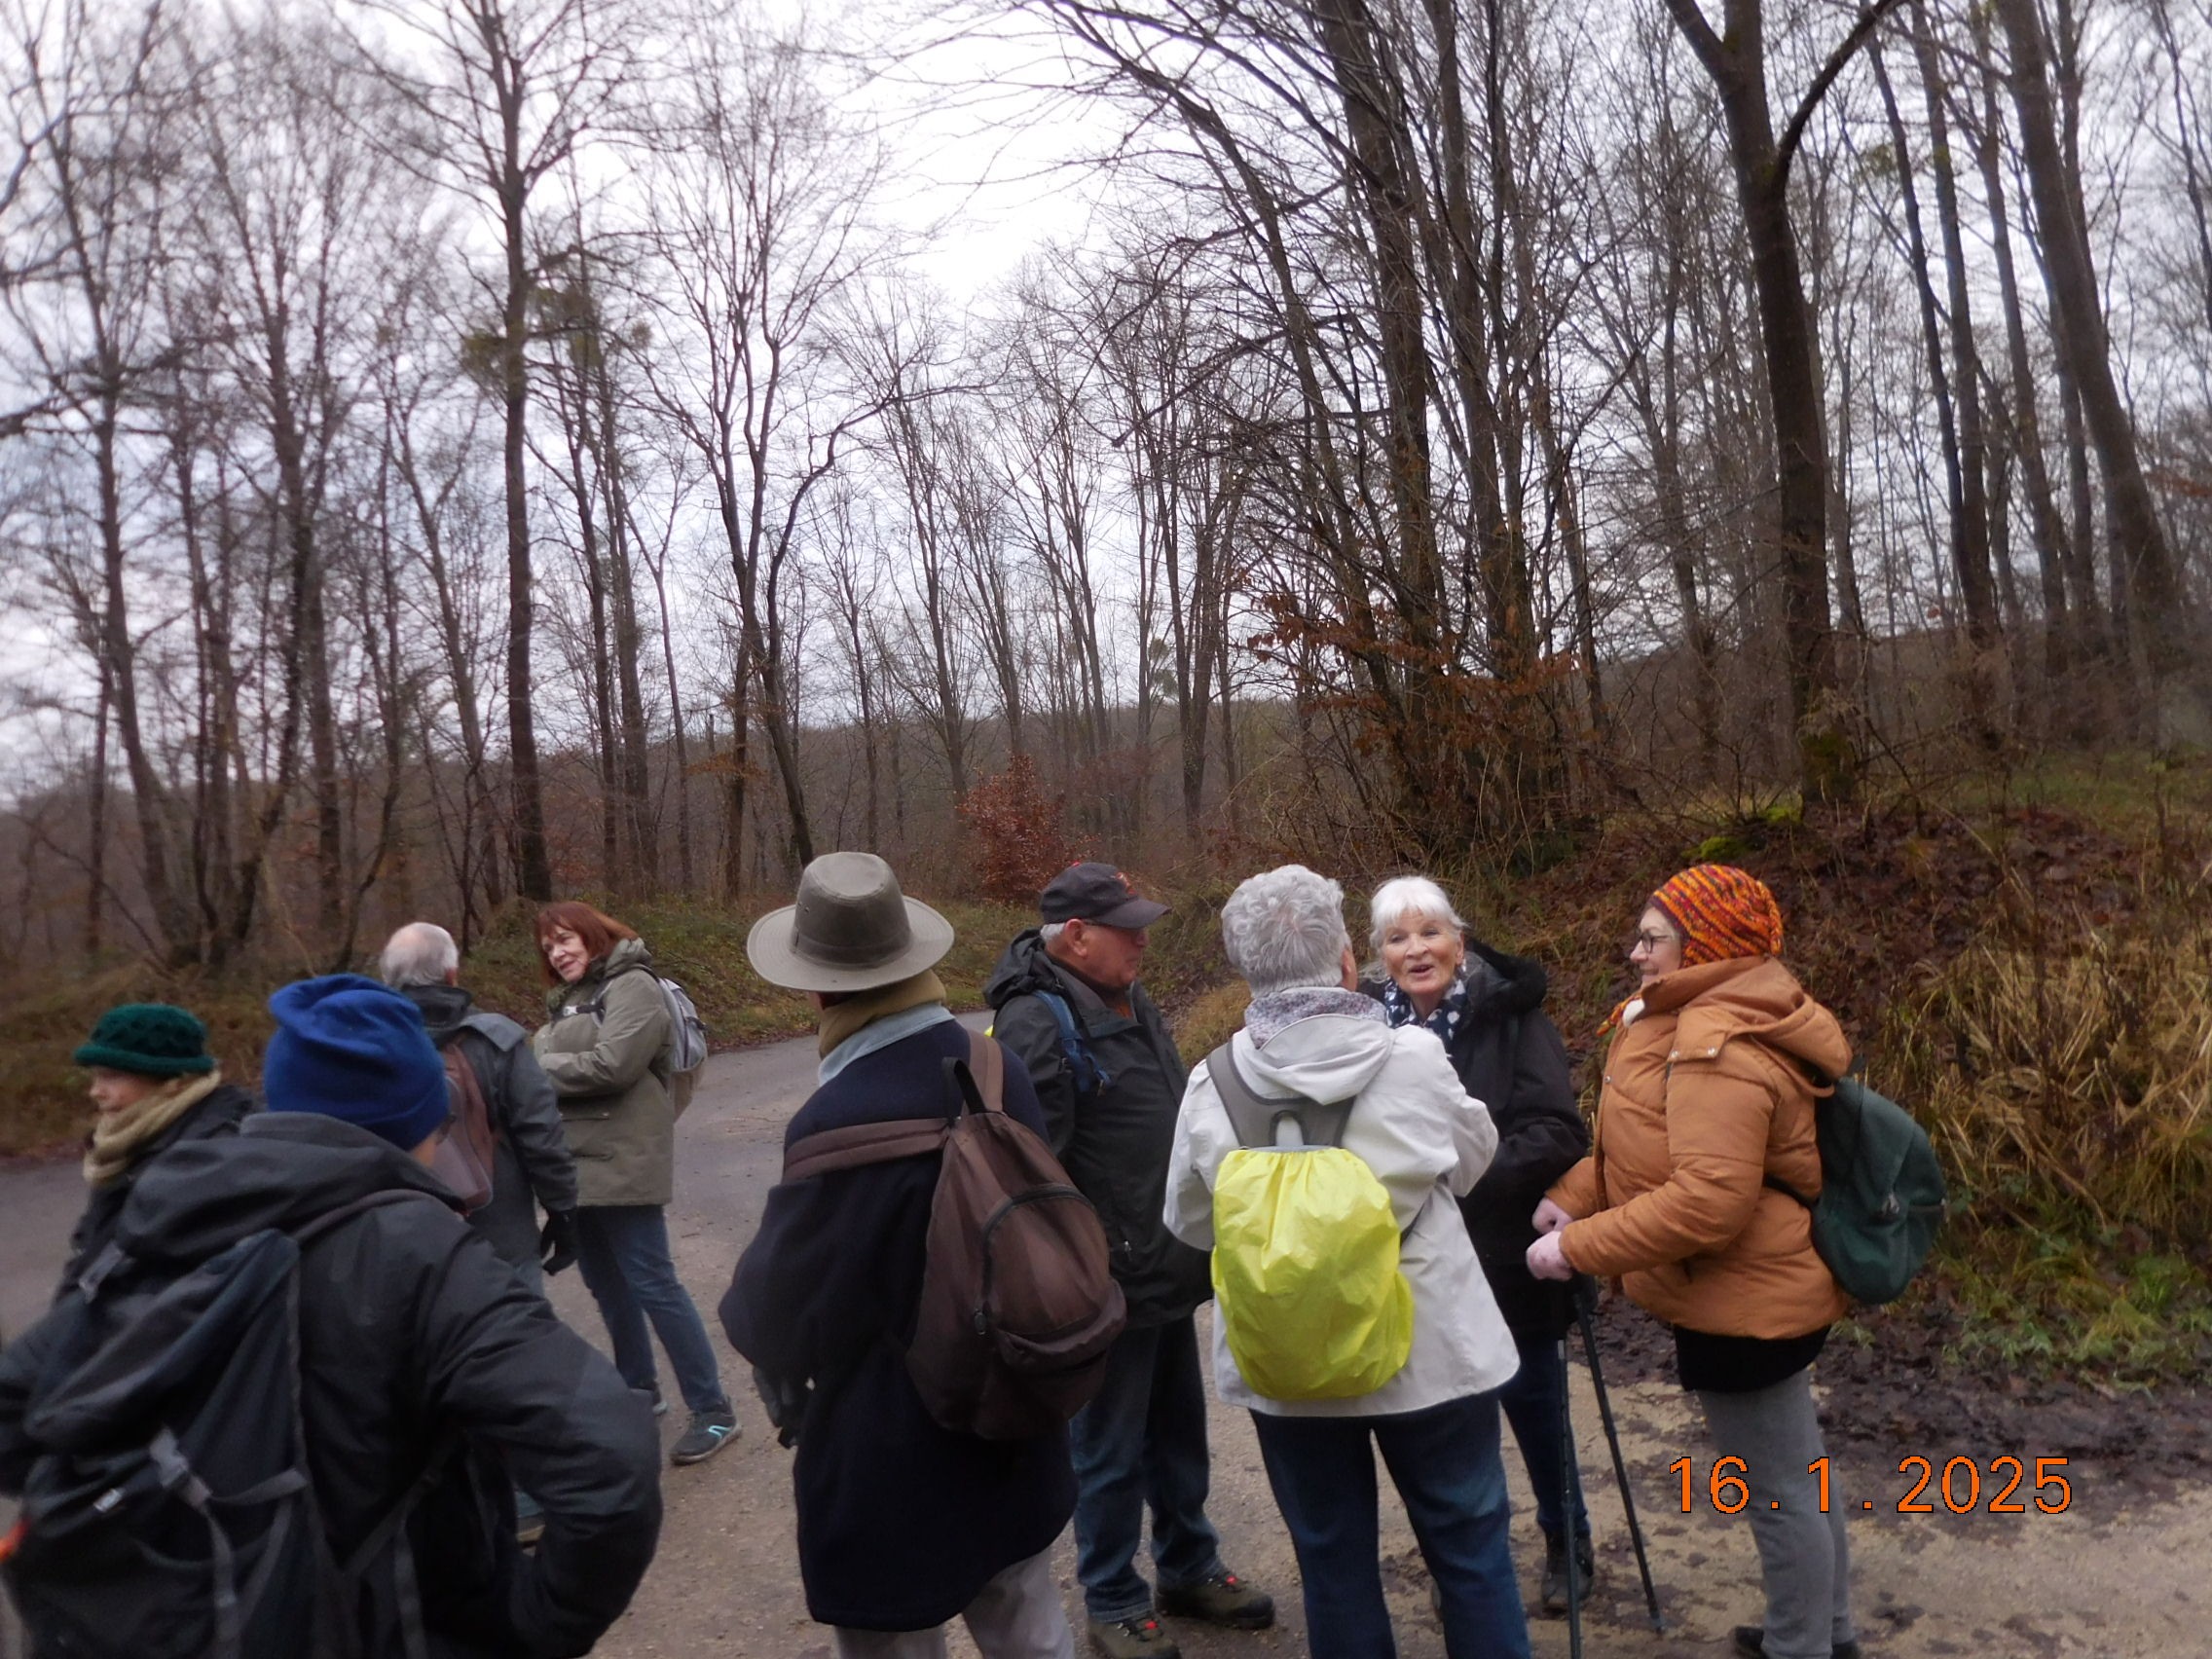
[0,0,2205,976]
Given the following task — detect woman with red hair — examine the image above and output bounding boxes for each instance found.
[1526,866,1861,1659]
[533,902,736,1467]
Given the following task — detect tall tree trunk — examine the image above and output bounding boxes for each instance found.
[499,146,550,899]
[1995,0,2195,707]
[1663,0,1868,800]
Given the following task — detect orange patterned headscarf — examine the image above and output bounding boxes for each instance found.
[1648,865,1783,966]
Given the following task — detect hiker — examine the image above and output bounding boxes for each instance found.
[381,921,579,1293]
[1528,865,1859,1659]
[723,852,1082,1659]
[57,1002,256,1296]
[986,863,1273,1659]
[1165,865,1530,1659]
[532,901,737,1467]
[1362,876,1593,1614]
[0,975,662,1658]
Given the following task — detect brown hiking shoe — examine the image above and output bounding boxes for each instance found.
[1088,1614,1181,1658]
[1158,1571,1275,1630]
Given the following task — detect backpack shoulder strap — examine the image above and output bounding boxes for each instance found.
[1034,989,1110,1097]
[966,1028,1005,1111]
[1205,1042,1352,1150]
[784,1119,951,1183]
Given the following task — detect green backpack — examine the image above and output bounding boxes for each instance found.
[1767,1069,1947,1305]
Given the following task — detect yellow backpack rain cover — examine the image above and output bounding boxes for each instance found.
[1207,1046,1414,1401]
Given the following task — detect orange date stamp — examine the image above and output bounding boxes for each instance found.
[1668,1456,2073,1515]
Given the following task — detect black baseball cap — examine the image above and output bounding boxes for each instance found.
[1041,863,1170,930]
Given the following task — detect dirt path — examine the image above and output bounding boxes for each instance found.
[5,1031,2202,1657]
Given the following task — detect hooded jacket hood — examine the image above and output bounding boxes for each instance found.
[1236,1006,1397,1105]
[114,1112,459,1269]
[984,929,1057,1009]
[400,979,474,1041]
[1644,955,1852,1079]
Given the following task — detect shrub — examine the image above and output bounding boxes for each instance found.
[957,754,1082,904]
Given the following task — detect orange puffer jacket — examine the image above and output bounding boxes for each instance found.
[1547,955,1850,1338]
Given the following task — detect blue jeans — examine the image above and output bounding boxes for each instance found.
[1496,1329,1588,1541]
[1251,1392,1530,1659]
[1067,1316,1227,1622]
[574,1203,729,1415]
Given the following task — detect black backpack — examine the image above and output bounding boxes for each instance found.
[2,1191,454,1659]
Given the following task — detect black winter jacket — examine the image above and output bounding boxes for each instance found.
[984,932,1212,1327]
[402,982,578,1273]
[2,1114,662,1659]
[56,1079,257,1298]
[1364,941,1588,1338]
[721,1019,1076,1631]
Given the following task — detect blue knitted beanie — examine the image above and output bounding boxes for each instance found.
[263,975,450,1152]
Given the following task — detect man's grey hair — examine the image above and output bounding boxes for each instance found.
[1368,875,1468,953]
[380,921,460,988]
[1221,865,1351,998]
[1040,921,1070,946]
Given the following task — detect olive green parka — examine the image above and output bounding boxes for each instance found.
[533,937,676,1208]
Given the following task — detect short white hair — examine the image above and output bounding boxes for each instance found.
[1221,865,1350,997]
[1368,875,1468,953]
[1040,921,1070,946]
[380,921,460,987]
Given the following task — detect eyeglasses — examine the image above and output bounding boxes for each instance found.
[1629,931,1679,953]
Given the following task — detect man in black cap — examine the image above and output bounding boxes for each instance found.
[986,866,1272,1659]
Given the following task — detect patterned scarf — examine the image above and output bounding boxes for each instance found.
[1244,985,1387,1045]
[1379,961,1476,1046]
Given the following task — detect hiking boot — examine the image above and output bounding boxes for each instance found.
[1159,1570,1274,1630]
[1540,1531,1595,1615]
[670,1409,739,1465]
[1088,1614,1181,1658]
[1732,1626,1862,1659]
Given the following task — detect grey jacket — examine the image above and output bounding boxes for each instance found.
[402,981,577,1273]
[984,930,1212,1327]
[533,938,676,1208]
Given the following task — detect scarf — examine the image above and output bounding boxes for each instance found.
[817,970,951,1058]
[1378,959,1498,1048]
[84,1070,222,1189]
[1244,985,1387,1045]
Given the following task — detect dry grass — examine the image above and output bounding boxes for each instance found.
[1894,921,2212,1247]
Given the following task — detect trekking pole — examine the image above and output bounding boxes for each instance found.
[1558,1334,1583,1659]
[1573,1273,1664,1633]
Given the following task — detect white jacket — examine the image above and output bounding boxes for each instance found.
[1163,1009,1521,1417]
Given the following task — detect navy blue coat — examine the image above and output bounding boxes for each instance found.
[720,1019,1076,1631]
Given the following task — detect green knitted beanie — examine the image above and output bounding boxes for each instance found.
[74,1003,215,1077]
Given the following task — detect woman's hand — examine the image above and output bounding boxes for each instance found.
[1531,1197,1574,1235]
[1526,1231,1574,1281]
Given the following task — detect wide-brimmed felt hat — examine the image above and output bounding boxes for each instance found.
[747,851,955,993]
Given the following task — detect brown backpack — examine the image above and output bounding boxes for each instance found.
[782,1029,1127,1440]
[431,1040,499,1213]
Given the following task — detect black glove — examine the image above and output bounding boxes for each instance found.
[539,1208,580,1276]
[753,1365,810,1449]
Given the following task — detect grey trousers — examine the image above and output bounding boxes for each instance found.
[1697,1369,1855,1659]
[830,1546,1075,1659]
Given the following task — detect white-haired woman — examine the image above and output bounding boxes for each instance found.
[1165,866,1530,1659]
[1363,876,1592,1614]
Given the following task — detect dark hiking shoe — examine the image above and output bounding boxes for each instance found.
[670,1409,739,1465]
[1088,1614,1182,1658]
[1732,1626,1862,1659]
[643,1382,669,1418]
[1159,1570,1275,1630]
[1540,1531,1595,1615]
